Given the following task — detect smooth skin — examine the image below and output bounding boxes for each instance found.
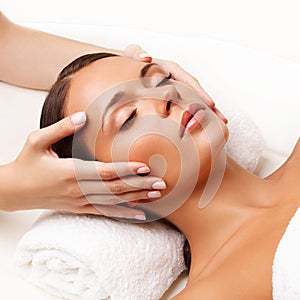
[0,12,225,219]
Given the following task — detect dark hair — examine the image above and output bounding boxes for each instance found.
[40,52,192,271]
[40,52,118,158]
[183,239,191,270]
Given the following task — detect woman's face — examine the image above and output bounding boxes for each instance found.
[65,56,228,199]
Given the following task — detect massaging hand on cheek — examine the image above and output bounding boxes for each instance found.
[0,115,159,219]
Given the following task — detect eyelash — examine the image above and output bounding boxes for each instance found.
[166,99,172,111]
[120,73,173,131]
[120,108,138,131]
[156,72,172,87]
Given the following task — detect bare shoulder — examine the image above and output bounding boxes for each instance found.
[287,138,300,161]
[266,138,300,210]
[281,138,300,181]
[267,138,300,180]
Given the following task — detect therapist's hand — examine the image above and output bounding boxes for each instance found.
[152,57,227,123]
[126,44,227,123]
[0,112,166,220]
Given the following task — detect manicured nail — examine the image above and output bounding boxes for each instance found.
[134,214,146,220]
[152,181,166,189]
[215,108,228,124]
[137,166,150,174]
[139,52,151,59]
[71,112,86,125]
[147,191,161,198]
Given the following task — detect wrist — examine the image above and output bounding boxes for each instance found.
[0,162,17,212]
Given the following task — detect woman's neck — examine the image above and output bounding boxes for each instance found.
[166,155,278,282]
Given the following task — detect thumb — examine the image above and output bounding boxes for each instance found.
[38,112,86,148]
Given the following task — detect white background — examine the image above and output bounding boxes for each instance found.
[1,0,300,64]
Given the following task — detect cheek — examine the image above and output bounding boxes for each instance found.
[129,135,182,190]
[94,137,113,163]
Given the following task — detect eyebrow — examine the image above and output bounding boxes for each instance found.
[101,63,159,125]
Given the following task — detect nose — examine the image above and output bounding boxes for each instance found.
[160,84,178,103]
[145,85,179,117]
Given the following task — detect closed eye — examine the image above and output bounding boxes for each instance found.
[156,72,172,87]
[120,108,137,131]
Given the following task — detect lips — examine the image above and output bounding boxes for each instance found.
[180,103,206,138]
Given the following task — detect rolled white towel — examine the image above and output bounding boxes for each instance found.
[14,211,186,300]
[225,109,266,172]
[272,207,300,300]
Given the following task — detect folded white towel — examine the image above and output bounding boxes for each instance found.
[272,207,300,300]
[14,211,186,300]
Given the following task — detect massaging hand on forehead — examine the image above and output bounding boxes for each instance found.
[0,13,225,218]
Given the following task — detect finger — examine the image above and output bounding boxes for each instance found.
[77,176,166,195]
[49,147,59,158]
[83,189,161,205]
[78,203,146,220]
[173,70,215,108]
[124,44,152,62]
[213,107,228,124]
[153,58,215,108]
[185,80,215,109]
[36,112,86,149]
[74,160,151,180]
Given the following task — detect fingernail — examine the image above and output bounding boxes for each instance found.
[137,166,150,174]
[71,112,86,125]
[215,108,228,124]
[139,52,151,59]
[134,214,146,220]
[152,181,166,189]
[210,100,215,108]
[147,191,161,198]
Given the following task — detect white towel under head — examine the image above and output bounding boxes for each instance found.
[15,211,186,300]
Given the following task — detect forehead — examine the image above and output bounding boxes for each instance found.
[65,56,150,116]
[65,56,144,115]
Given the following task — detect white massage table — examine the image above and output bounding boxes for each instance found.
[1,20,300,299]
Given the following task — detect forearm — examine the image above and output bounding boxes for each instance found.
[0,13,122,90]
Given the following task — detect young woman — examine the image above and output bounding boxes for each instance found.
[40,52,300,299]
